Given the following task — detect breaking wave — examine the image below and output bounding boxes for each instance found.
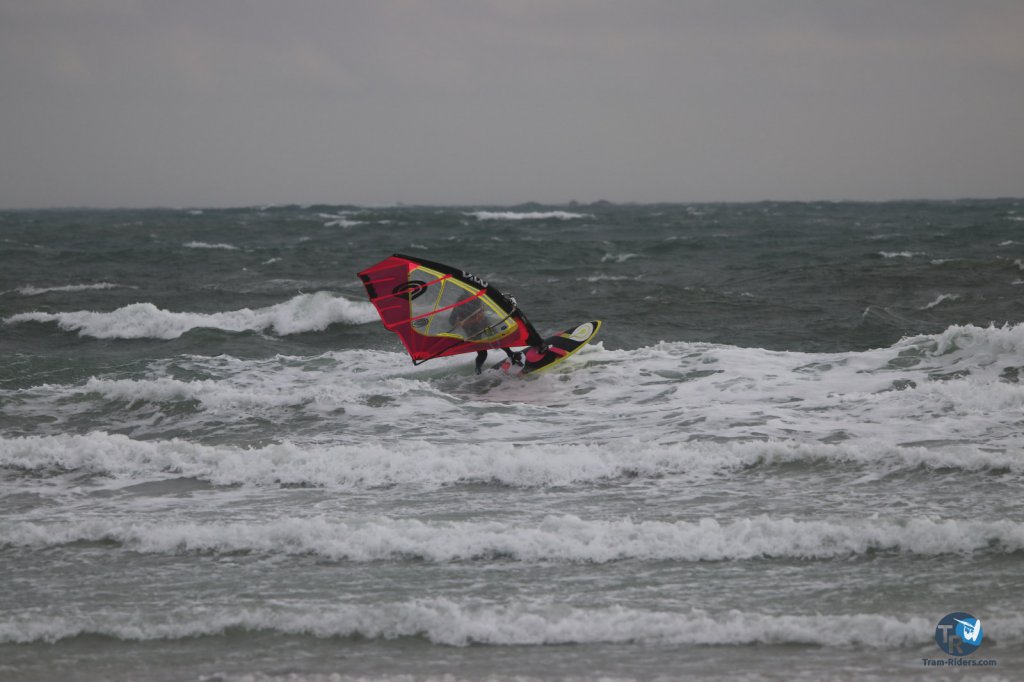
[4,323,1024,481]
[5,514,1023,562]
[467,211,589,221]
[319,213,363,228]
[6,599,1012,648]
[0,432,1019,490]
[6,282,131,296]
[183,241,240,250]
[2,292,378,339]
[878,251,925,259]
[920,293,961,310]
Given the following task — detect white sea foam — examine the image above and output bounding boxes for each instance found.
[927,321,1024,358]
[183,241,240,250]
[6,598,1013,648]
[12,282,129,296]
[577,275,638,282]
[319,213,363,228]
[534,335,1024,473]
[467,211,589,221]
[5,324,1024,485]
[920,293,960,310]
[878,251,925,259]
[80,374,330,410]
[2,292,378,339]
[5,514,1022,562]
[1,430,1019,491]
[600,253,637,263]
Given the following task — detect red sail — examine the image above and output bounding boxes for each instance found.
[357,255,535,363]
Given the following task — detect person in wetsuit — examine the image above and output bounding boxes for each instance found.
[449,294,545,374]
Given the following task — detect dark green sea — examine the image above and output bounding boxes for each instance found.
[2,201,1023,681]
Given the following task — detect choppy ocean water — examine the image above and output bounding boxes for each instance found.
[1,201,1023,681]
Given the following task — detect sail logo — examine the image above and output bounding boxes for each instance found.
[461,271,489,288]
[392,280,429,301]
[568,322,595,342]
[934,612,983,656]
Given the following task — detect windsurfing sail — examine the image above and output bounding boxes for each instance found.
[357,254,540,364]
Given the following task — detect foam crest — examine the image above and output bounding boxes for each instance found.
[0,432,700,488]
[11,283,129,296]
[5,515,1023,562]
[183,241,240,250]
[920,293,960,310]
[5,324,1024,476]
[1,432,1018,490]
[24,350,421,424]
[4,598,1000,648]
[926,322,1024,360]
[2,292,378,339]
[585,324,1024,453]
[878,251,925,259]
[79,374,342,411]
[467,211,589,221]
[319,213,363,227]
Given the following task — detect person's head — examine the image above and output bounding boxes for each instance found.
[451,296,484,324]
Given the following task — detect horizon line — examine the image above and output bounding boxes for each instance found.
[2,196,1021,212]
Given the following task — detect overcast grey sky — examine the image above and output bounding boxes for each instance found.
[1,0,1022,207]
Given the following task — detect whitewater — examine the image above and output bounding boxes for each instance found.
[1,201,1022,681]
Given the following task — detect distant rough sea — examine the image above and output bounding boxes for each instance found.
[2,201,1023,681]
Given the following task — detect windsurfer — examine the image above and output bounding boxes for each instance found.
[448,297,497,373]
[449,295,542,374]
[448,296,490,340]
[358,254,550,371]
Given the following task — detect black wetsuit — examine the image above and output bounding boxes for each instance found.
[453,294,545,374]
[473,311,544,374]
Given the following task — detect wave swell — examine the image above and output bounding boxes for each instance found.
[4,515,1022,562]
[6,283,131,296]
[1,432,1020,490]
[5,599,1004,648]
[467,211,589,221]
[3,292,378,339]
